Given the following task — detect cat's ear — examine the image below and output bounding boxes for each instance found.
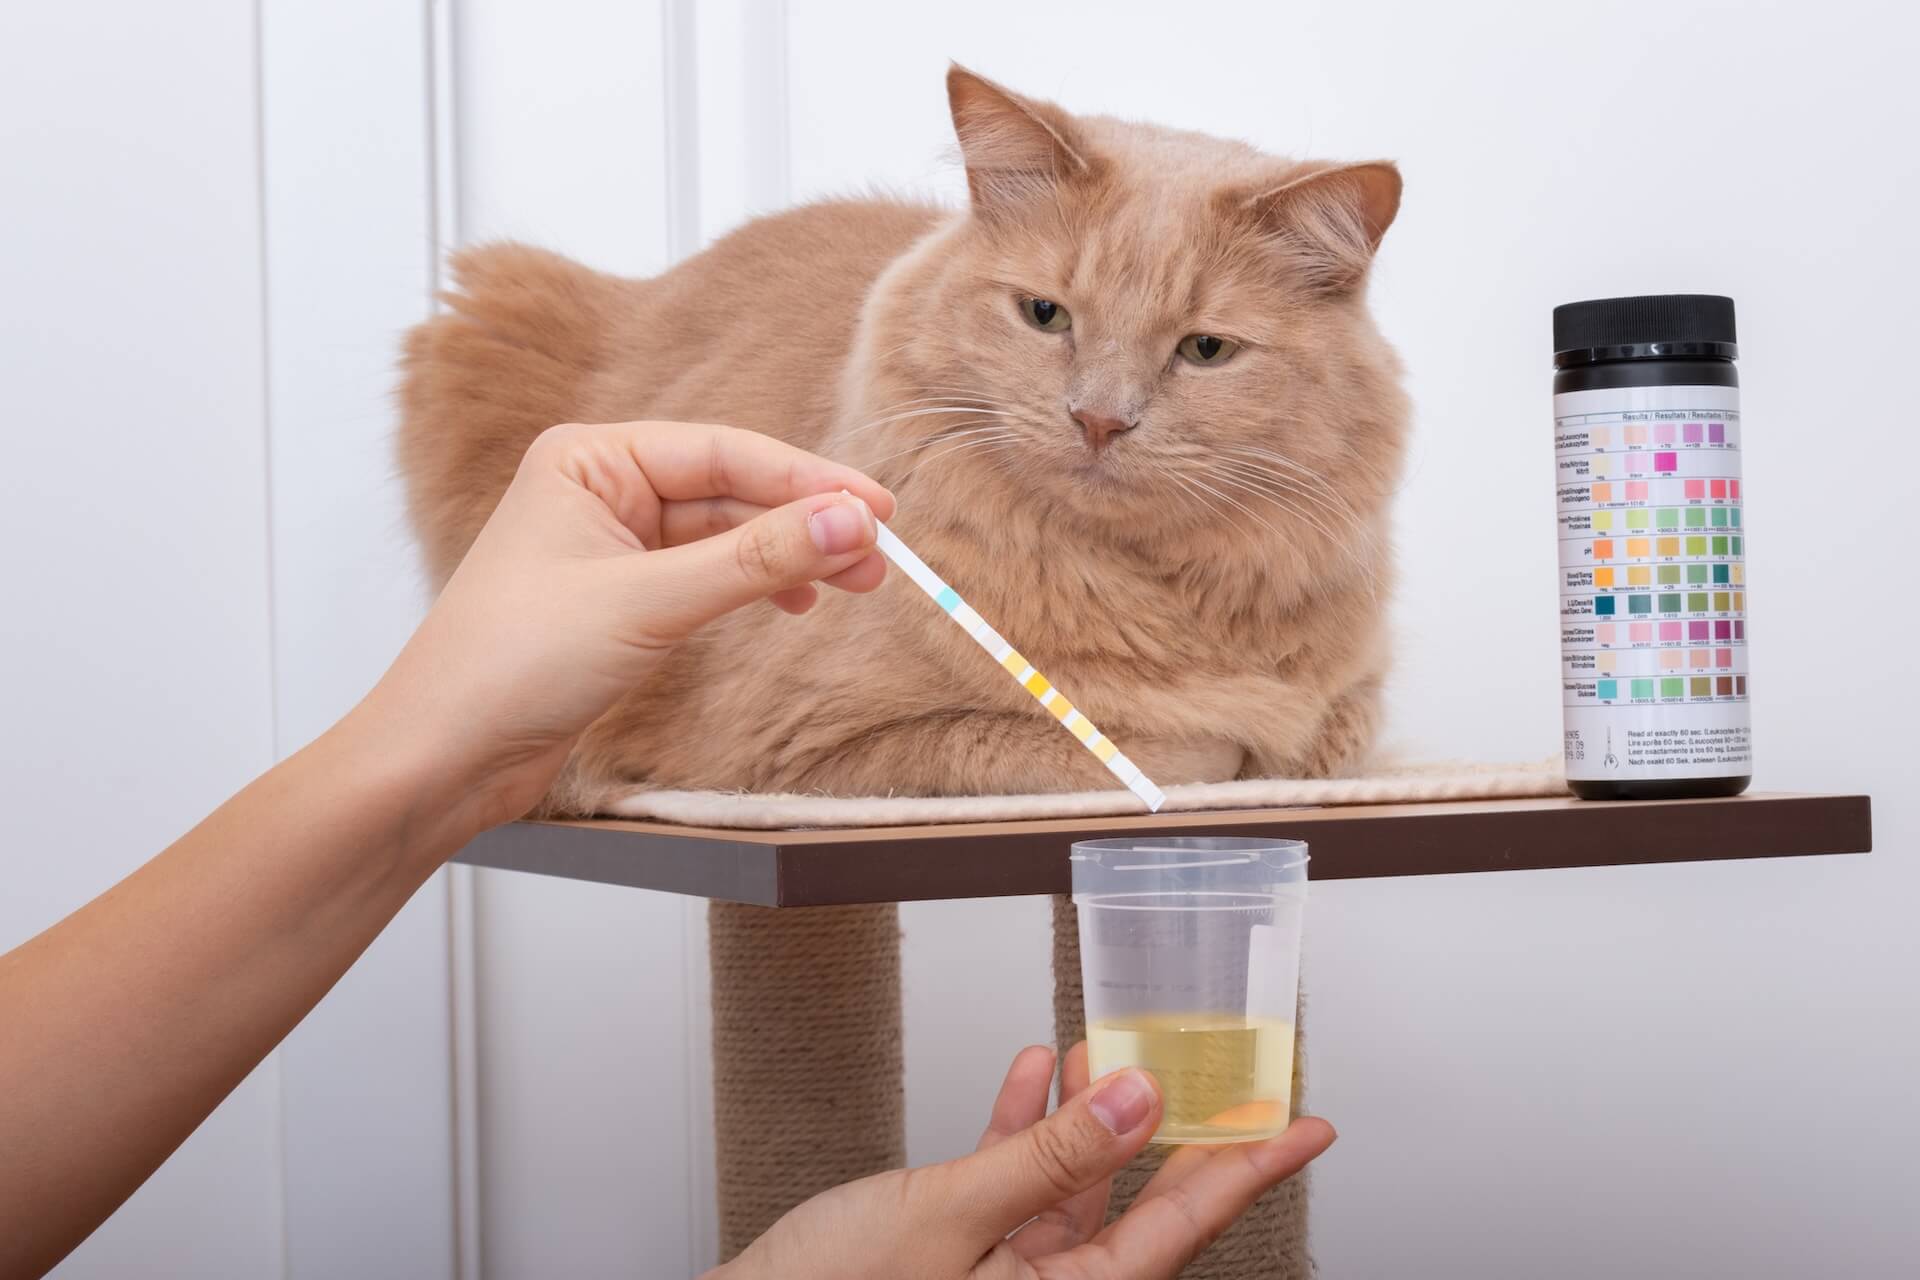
[947,65,1092,213]
[1229,161,1402,291]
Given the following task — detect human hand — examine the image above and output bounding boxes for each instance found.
[365,420,894,831]
[716,1042,1335,1280]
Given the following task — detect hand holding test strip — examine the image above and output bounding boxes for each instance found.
[871,518,1166,812]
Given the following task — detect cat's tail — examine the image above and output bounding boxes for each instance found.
[397,242,624,586]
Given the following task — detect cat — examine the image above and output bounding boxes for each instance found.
[399,65,1408,815]
[401,67,1409,1273]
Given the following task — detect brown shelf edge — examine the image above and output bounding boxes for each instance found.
[457,821,781,903]
[452,792,1872,908]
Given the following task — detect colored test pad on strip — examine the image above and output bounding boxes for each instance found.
[871,519,1167,812]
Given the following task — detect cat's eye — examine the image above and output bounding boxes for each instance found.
[1020,297,1072,332]
[1178,334,1239,365]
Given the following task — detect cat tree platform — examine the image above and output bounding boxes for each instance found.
[456,789,1871,1266]
[453,792,1872,904]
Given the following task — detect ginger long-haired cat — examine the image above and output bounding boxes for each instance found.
[400,67,1407,813]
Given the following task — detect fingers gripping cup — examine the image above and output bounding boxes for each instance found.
[1073,837,1308,1144]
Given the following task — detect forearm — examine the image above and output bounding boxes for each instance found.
[0,693,478,1278]
[0,421,894,1277]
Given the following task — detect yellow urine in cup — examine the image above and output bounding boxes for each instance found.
[1087,1014,1294,1144]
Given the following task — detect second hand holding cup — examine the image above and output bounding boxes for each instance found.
[1074,837,1309,1144]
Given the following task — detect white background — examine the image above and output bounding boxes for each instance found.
[2,2,1914,1277]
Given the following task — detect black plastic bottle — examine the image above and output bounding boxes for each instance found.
[1552,295,1752,800]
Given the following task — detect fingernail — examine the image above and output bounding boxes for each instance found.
[1088,1070,1155,1135]
[808,496,872,556]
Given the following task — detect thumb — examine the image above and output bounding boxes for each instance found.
[923,1068,1161,1247]
[630,491,880,639]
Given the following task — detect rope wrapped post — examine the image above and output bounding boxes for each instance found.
[708,901,905,1260]
[1052,895,1312,1278]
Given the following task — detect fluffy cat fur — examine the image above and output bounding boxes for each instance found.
[399,67,1408,814]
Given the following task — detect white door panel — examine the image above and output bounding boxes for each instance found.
[260,2,457,1273]
[1,3,284,1276]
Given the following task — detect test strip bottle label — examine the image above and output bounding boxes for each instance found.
[1555,385,1752,779]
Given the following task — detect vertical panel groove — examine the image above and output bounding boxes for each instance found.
[251,0,292,1273]
[747,0,790,213]
[428,2,482,1278]
[661,3,710,1266]
[661,0,702,261]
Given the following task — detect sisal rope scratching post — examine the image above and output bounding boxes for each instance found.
[709,901,905,1259]
[1052,896,1312,1279]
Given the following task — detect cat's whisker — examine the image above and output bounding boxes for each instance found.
[864,382,1019,408]
[1217,443,1344,489]
[1206,469,1384,603]
[865,390,1017,412]
[1199,459,1383,592]
[880,401,1011,418]
[902,388,1027,418]
[1219,448,1366,522]
[876,394,1010,411]
[882,422,1016,455]
[864,337,923,365]
[899,446,1012,486]
[833,386,1025,442]
[1186,474,1281,540]
[836,404,1017,444]
[1160,440,1355,536]
[855,422,1009,468]
[1211,463,1365,544]
[1167,474,1227,531]
[859,405,1015,429]
[1176,474,1302,576]
[863,422,1002,457]
[1223,448,1384,537]
[910,383,1021,405]
[1209,469,1341,548]
[1210,458,1372,544]
[1228,468,1367,533]
[897,432,1022,481]
[1215,470,1375,563]
[910,430,1021,462]
[1182,479,1290,556]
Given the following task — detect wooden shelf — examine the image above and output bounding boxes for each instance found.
[451,791,1872,907]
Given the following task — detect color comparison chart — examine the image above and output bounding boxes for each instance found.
[1557,412,1750,708]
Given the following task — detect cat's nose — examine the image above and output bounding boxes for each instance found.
[1070,407,1135,451]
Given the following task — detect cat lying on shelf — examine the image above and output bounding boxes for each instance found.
[399,64,1407,816]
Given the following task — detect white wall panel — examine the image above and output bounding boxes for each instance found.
[258,2,457,1276]
[457,0,673,276]
[470,871,698,1279]
[0,3,285,1276]
[900,896,1054,1165]
[781,2,1920,1274]
[451,4,699,1277]
[693,0,791,246]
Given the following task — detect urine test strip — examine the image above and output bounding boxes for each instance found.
[872,519,1166,812]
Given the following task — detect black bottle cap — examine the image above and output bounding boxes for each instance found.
[1553,294,1737,368]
